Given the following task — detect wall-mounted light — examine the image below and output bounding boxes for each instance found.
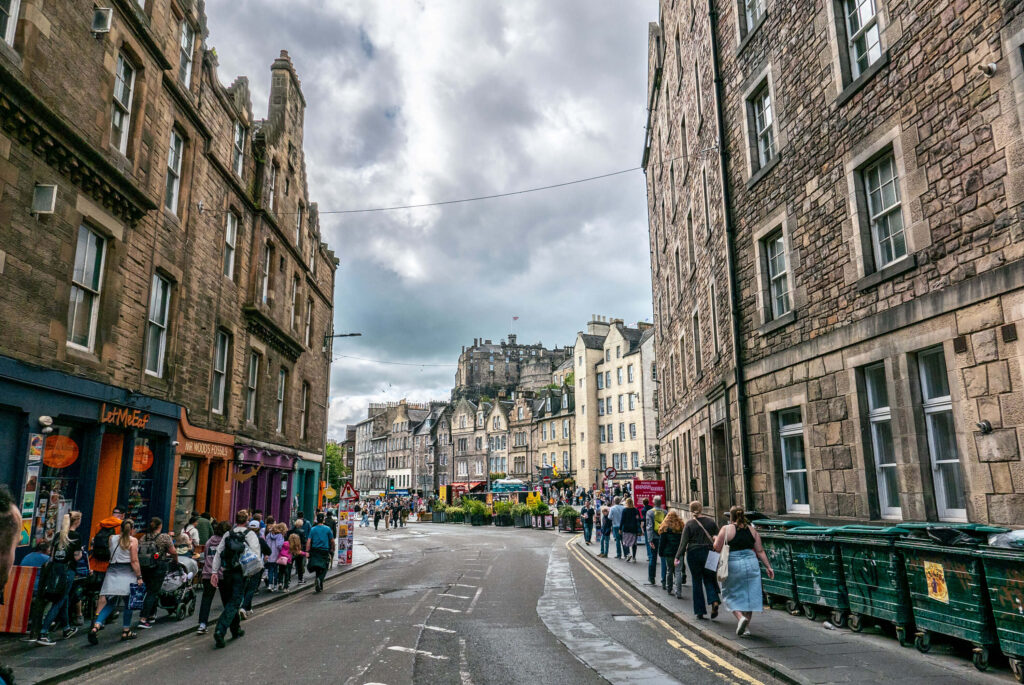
[91,8,113,35]
[976,420,994,435]
[978,63,997,77]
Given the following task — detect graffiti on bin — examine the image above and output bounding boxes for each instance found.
[848,549,882,608]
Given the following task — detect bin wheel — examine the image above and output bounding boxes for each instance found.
[848,614,863,632]
[187,596,196,616]
[830,610,846,628]
[785,599,800,615]
[802,604,816,620]
[1009,657,1023,683]
[972,647,989,672]
[914,631,931,654]
[895,626,908,647]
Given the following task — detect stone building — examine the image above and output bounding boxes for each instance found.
[484,401,512,477]
[645,0,1024,524]
[0,0,335,547]
[453,334,571,402]
[509,393,539,480]
[450,397,489,496]
[412,403,450,494]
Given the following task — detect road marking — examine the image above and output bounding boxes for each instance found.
[466,586,484,615]
[387,646,448,660]
[452,583,477,588]
[439,593,473,599]
[415,623,456,634]
[459,638,474,685]
[435,606,462,613]
[376,549,393,553]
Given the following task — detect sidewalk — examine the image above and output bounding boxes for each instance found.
[573,536,1013,684]
[0,543,378,685]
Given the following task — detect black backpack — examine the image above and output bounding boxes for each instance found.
[138,534,162,570]
[40,561,69,601]
[91,527,115,563]
[221,530,248,571]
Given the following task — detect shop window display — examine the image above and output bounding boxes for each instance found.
[22,427,83,547]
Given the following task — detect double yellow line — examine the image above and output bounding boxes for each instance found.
[566,536,763,685]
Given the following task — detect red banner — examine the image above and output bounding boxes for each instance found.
[632,479,665,504]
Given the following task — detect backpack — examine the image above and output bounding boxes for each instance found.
[221,530,248,572]
[138,534,162,570]
[40,561,69,601]
[91,527,115,563]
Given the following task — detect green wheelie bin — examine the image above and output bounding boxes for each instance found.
[832,525,913,645]
[786,526,850,626]
[896,534,998,671]
[752,519,813,613]
[978,545,1024,682]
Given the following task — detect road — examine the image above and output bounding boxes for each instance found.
[66,524,774,685]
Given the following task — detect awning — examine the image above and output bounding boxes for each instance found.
[469,481,486,492]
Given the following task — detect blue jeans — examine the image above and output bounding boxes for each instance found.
[241,571,261,611]
[647,538,659,583]
[687,546,720,617]
[583,521,593,543]
[215,571,245,638]
[600,529,611,555]
[95,595,133,629]
[613,527,622,558]
[266,563,278,587]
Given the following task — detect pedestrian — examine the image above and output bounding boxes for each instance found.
[182,515,201,547]
[195,512,214,545]
[580,500,595,545]
[137,517,175,630]
[360,505,369,528]
[265,523,285,591]
[65,511,87,627]
[210,510,262,648]
[282,531,302,590]
[373,507,381,531]
[196,521,229,634]
[305,513,334,593]
[713,506,774,636]
[0,485,23,685]
[88,518,143,644]
[32,514,80,644]
[21,540,51,644]
[598,505,612,557]
[620,498,641,562]
[240,520,269,616]
[274,524,292,591]
[644,496,666,585]
[676,501,721,615]
[658,510,684,595]
[286,519,307,586]
[609,496,624,559]
[86,506,125,626]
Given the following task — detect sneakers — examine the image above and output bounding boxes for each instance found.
[213,632,226,649]
[138,620,153,629]
[314,577,323,593]
[36,635,57,646]
[20,636,38,643]
[196,623,207,634]
[238,609,248,620]
[62,627,79,640]
[736,617,750,636]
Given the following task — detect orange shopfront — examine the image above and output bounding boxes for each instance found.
[171,410,234,531]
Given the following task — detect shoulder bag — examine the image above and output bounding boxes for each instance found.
[716,524,731,584]
[700,518,721,573]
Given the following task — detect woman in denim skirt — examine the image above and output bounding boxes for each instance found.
[713,506,774,637]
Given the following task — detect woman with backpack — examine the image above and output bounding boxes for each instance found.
[88,518,143,644]
[33,514,80,645]
[196,521,228,635]
[137,517,175,630]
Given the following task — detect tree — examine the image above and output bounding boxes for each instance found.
[565,371,574,387]
[323,441,350,493]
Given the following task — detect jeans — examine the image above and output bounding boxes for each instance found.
[309,549,330,586]
[197,579,217,625]
[293,555,306,582]
[647,539,659,583]
[40,579,72,636]
[600,529,611,555]
[669,561,686,595]
[686,546,720,617]
[215,571,245,638]
[361,514,369,527]
[583,521,593,543]
[95,595,133,629]
[280,563,292,588]
[241,572,261,611]
[266,563,278,587]
[140,567,166,619]
[612,527,623,558]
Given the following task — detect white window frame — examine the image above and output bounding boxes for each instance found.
[844,0,882,79]
[709,281,720,353]
[1,0,19,46]
[752,82,775,169]
[67,225,107,352]
[211,329,229,414]
[918,347,966,521]
[290,275,299,330]
[232,121,246,177]
[744,0,764,33]
[778,408,809,514]
[111,53,136,155]
[304,298,313,347]
[144,273,171,377]
[223,212,238,279]
[179,20,195,85]
[268,163,278,212]
[260,243,271,304]
[863,152,907,269]
[165,129,184,214]
[764,229,791,319]
[300,382,309,440]
[629,394,636,411]
[864,362,900,518]
[627,364,635,383]
[245,352,259,423]
[702,167,711,235]
[295,203,304,246]
[276,368,287,433]
[692,310,703,377]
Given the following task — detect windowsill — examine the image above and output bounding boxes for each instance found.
[757,309,796,335]
[162,207,182,228]
[746,153,780,189]
[855,252,917,291]
[736,11,767,56]
[836,51,890,107]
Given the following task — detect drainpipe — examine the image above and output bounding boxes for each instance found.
[707,0,753,511]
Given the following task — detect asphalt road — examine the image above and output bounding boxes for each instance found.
[66,524,773,685]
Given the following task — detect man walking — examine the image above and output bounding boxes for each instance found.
[210,511,262,649]
[580,499,595,545]
[306,514,334,593]
[609,497,625,559]
[645,496,667,586]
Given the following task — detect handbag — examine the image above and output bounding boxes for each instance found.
[716,524,732,584]
[696,517,721,572]
[128,582,146,610]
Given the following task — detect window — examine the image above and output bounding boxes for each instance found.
[632,452,639,469]
[597,374,604,390]
[300,382,310,440]
[211,330,230,414]
[0,0,18,45]
[599,426,606,443]
[563,419,569,438]
[222,212,238,279]
[692,311,702,376]
[694,61,702,118]
[864,363,899,517]
[751,82,775,169]
[561,393,568,409]
[605,349,611,362]
[627,364,635,383]
[144,274,171,376]
[542,423,548,440]
[605,371,611,387]
[296,203,304,246]
[232,121,246,176]
[259,243,272,304]
[615,368,622,385]
[669,163,677,217]
[67,225,106,351]
[612,453,620,470]
[598,401,605,417]
[863,153,906,269]
[629,394,636,410]
[245,352,259,423]
[563,452,569,471]
[844,0,882,79]
[777,408,808,513]
[764,230,791,319]
[290,275,299,329]
[493,416,500,430]
[179,20,195,85]
[302,298,313,347]
[165,129,184,214]
[918,347,965,521]
[606,398,613,415]
[617,395,624,413]
[619,423,626,442]
[268,163,278,212]
[276,369,287,432]
[599,454,606,470]
[517,407,524,420]
[702,167,711,234]
[111,53,136,154]
[709,282,719,353]
[744,0,764,32]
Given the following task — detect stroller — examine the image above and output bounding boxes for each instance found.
[157,560,197,620]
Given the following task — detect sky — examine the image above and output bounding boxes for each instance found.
[204,1,657,439]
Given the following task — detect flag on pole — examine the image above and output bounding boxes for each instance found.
[512,316,519,321]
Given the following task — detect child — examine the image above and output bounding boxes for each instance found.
[285,532,304,591]
[276,524,293,591]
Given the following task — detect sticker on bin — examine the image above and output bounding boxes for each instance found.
[924,561,949,603]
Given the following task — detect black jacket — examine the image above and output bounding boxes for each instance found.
[621,507,641,535]
[658,530,682,558]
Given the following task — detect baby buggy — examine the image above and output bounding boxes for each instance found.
[157,562,196,620]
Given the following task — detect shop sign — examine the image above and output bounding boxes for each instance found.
[180,439,232,459]
[99,403,151,429]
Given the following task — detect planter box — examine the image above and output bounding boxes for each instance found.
[514,514,532,528]
[470,514,485,526]
[419,512,432,522]
[559,516,580,532]
[495,514,514,527]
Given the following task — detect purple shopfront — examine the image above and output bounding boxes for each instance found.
[231,446,296,523]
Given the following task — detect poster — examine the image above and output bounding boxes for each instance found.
[632,479,666,504]
[28,434,43,462]
[337,508,355,565]
[924,561,949,603]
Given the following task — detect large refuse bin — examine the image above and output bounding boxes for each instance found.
[752,519,813,613]
[785,526,850,626]
[979,545,1024,681]
[896,535,997,671]
[833,525,913,645]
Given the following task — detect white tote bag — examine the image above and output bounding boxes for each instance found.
[697,517,721,573]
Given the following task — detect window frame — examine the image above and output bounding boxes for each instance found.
[844,0,882,79]
[917,346,966,521]
[111,52,136,155]
[863,362,900,518]
[276,368,287,433]
[299,382,309,440]
[268,163,278,212]
[750,81,775,170]
[692,310,702,377]
[178,19,195,86]
[223,212,238,280]
[0,0,18,46]
[863,152,907,270]
[245,351,259,424]
[232,121,246,177]
[304,297,313,347]
[144,273,171,377]
[763,228,791,320]
[259,242,272,304]
[777,408,809,514]
[165,128,184,214]
[211,329,230,415]
[67,224,107,352]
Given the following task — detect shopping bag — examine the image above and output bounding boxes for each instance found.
[128,582,146,610]
[704,550,721,572]
[716,543,730,584]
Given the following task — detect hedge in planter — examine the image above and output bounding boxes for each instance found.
[511,504,532,527]
[531,502,551,529]
[558,505,581,532]
[493,502,514,527]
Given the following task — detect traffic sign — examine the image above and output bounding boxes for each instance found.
[605,467,617,479]
[340,483,359,501]
[323,486,337,499]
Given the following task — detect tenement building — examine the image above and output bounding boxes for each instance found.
[0,0,336,563]
[645,0,1024,524]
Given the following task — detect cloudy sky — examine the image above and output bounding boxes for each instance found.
[205,1,657,439]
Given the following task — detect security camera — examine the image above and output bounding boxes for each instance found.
[978,63,997,77]
[976,420,993,434]
[171,440,180,447]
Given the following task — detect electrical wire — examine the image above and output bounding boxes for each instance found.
[332,353,457,367]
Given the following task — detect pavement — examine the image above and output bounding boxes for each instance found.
[573,532,1016,684]
[0,542,378,685]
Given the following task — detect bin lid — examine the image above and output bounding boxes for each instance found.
[751,519,815,529]
[834,525,909,537]
[785,525,840,535]
[897,522,1008,534]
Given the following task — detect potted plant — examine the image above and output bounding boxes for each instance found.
[493,501,514,527]
[432,502,446,524]
[467,499,488,526]
[512,503,532,527]
[558,505,580,532]
[532,501,551,529]
[447,506,464,523]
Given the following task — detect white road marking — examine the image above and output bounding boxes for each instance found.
[439,593,473,599]
[387,646,448,660]
[466,586,484,615]
[452,583,477,589]
[459,638,474,685]
[416,623,456,634]
[435,606,462,613]
[376,549,394,553]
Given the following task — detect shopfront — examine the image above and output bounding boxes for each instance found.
[293,452,321,519]
[0,355,179,552]
[172,410,234,530]
[232,443,296,523]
